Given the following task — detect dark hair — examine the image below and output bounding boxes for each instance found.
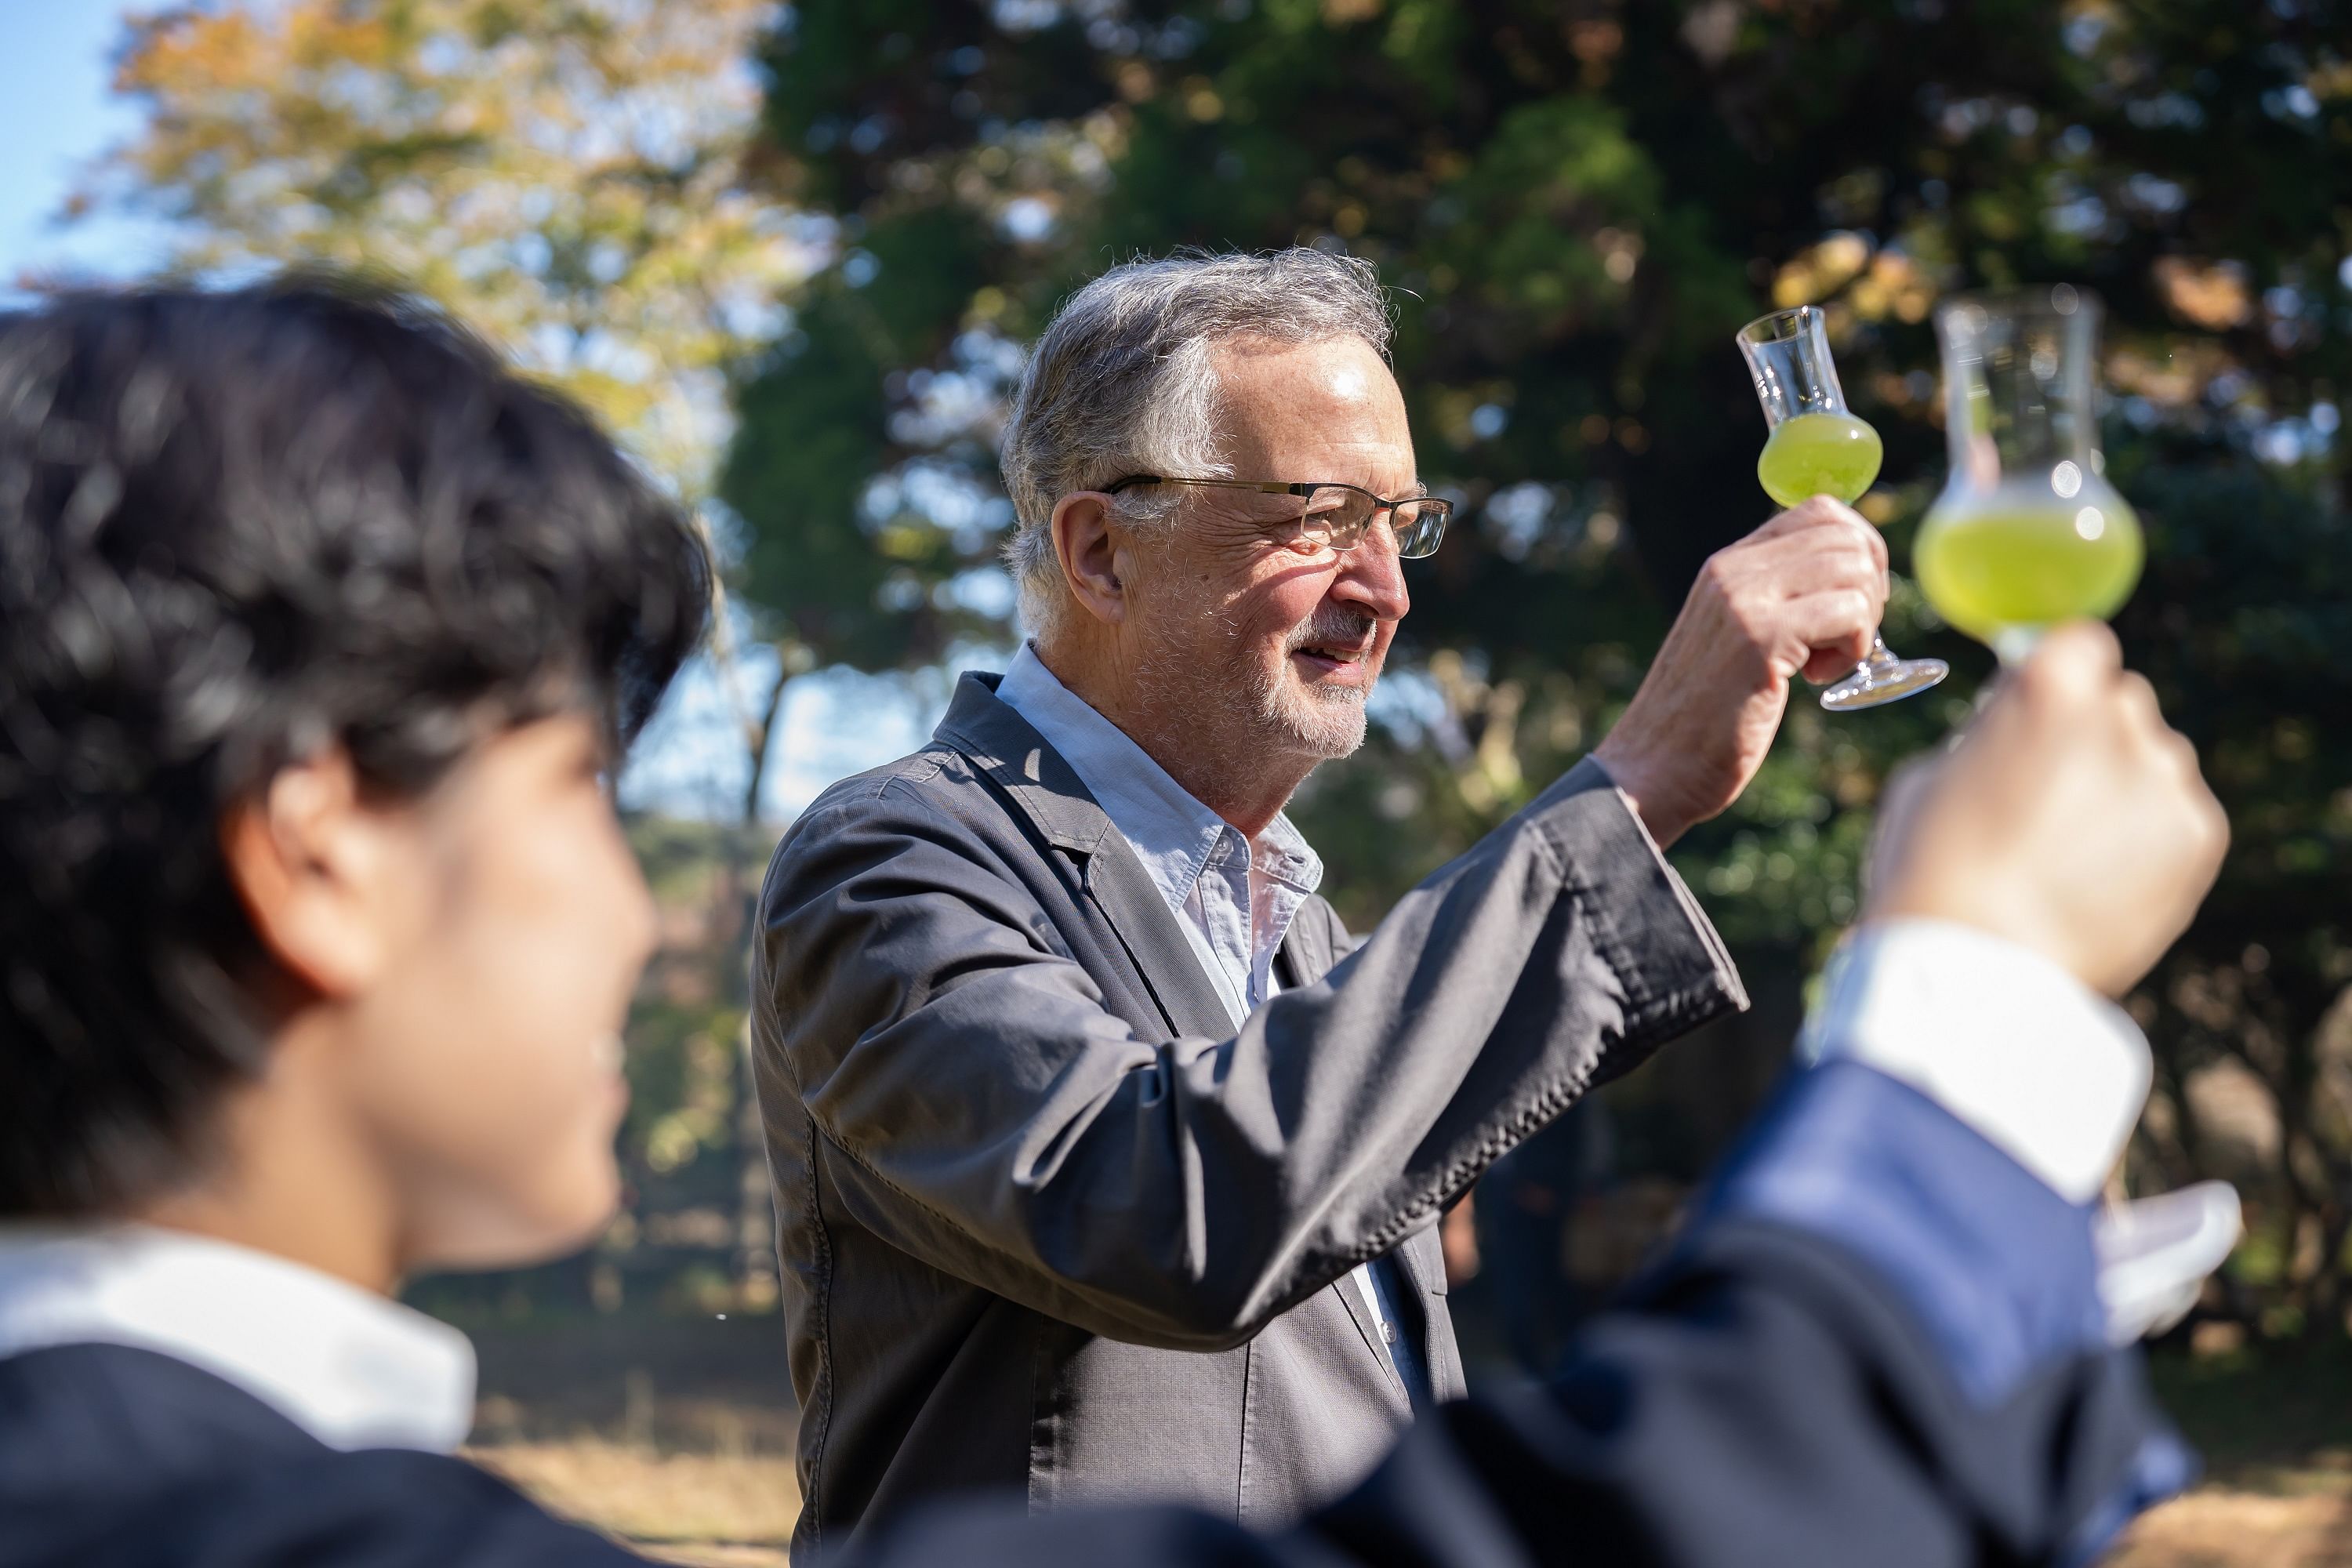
[0,280,710,1216]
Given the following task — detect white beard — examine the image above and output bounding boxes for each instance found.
[1251,654,1370,759]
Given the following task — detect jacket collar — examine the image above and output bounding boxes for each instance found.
[931,670,1237,1040]
[0,1224,475,1454]
[933,671,1114,856]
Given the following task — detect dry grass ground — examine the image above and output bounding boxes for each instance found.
[470,1432,2352,1568]
[2109,1465,2352,1567]
[470,1442,798,1561]
[459,1314,2352,1566]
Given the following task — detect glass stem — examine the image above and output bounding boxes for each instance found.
[1858,634,1903,675]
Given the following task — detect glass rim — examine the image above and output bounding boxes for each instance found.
[1735,305,1828,347]
[1935,283,2102,323]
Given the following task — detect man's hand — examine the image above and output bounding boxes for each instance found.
[1594,498,1887,847]
[1867,622,2229,997]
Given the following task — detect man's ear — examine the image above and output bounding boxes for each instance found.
[1050,491,1128,627]
[220,747,404,1001]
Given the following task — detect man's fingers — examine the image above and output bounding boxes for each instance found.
[2194,787,2232,880]
[1867,615,2230,998]
[1752,537,1889,601]
[2014,621,2125,709]
[1732,508,1888,597]
[1751,494,1876,546]
[1864,754,1943,898]
[1782,587,1877,678]
[2115,670,2165,737]
[1748,497,1836,540]
[1854,509,1890,576]
[1753,495,1875,540]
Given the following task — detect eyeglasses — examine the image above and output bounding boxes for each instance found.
[1102,475,1453,559]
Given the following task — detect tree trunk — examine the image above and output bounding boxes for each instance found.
[735,1025,779,1311]
[728,651,793,1307]
[740,652,793,829]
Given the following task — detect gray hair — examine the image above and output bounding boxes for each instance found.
[998,248,1393,638]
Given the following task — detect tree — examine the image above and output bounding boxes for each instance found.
[74,0,801,490]
[742,0,2352,1316]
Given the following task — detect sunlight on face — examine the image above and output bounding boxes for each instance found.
[1127,335,1416,771]
[1322,358,1372,403]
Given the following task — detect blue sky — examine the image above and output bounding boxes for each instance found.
[0,2,175,297]
[0,1,943,822]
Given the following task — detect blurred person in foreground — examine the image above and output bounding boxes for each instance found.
[753,248,1904,1549]
[0,281,2235,1568]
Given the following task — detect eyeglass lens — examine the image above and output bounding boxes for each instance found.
[1297,486,1446,558]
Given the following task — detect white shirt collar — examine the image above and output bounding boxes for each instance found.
[0,1224,476,1454]
[995,643,1323,917]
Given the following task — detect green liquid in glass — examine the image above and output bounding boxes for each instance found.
[1915,487,2144,660]
[1756,411,1884,507]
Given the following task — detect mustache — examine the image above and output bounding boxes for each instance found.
[1283,611,1378,654]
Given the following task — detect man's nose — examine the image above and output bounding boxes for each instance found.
[1333,523,1410,621]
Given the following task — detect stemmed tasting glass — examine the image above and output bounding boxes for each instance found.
[1736,307,1949,711]
[1914,286,2143,665]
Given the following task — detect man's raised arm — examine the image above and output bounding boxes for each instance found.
[754,492,1911,1352]
[757,750,1739,1350]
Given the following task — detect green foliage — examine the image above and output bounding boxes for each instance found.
[724,290,907,668]
[739,0,2352,1325]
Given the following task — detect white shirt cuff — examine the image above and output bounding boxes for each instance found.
[1797,919,2152,1203]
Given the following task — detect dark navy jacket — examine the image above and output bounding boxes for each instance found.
[0,1064,2186,1568]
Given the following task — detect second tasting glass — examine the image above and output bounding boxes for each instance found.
[1914,286,2143,664]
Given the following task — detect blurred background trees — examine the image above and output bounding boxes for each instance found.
[67,0,2352,1344]
[82,0,801,487]
[739,0,2352,1338]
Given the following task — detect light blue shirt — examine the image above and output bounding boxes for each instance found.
[996,644,1431,1404]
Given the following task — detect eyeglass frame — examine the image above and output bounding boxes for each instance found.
[1100,474,1453,559]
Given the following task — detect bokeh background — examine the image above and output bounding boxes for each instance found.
[5,2,2350,1562]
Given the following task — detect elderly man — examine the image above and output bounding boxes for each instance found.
[752,248,1894,1555]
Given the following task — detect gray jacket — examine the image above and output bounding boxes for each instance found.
[752,673,1746,1559]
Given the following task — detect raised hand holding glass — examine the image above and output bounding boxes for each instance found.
[1736,307,1948,711]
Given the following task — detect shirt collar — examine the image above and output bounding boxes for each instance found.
[995,644,1323,915]
[0,1223,476,1454]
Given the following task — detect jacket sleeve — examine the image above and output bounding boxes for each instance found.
[831,1065,2189,1568]
[755,757,1743,1350]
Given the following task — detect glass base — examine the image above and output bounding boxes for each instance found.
[1819,654,1951,711]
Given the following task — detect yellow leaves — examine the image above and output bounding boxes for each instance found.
[1773,234,1936,325]
[1592,225,1642,284]
[1428,649,1523,814]
[2308,57,2352,102]
[79,0,804,496]
[874,524,933,562]
[1769,230,1870,307]
[1567,17,1625,80]
[1114,60,1156,103]
[2154,256,2252,330]
[1847,251,1935,324]
[2107,339,2234,408]
[1181,78,1225,122]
